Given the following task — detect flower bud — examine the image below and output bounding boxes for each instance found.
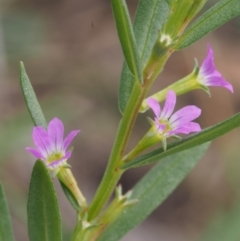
[98,185,138,226]
[57,167,88,213]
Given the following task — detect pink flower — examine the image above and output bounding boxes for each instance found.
[198,44,233,92]
[147,90,201,138]
[26,118,80,170]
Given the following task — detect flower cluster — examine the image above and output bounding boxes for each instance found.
[26,118,79,170]
[26,45,233,163]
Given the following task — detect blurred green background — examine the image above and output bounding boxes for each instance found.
[0,0,240,240]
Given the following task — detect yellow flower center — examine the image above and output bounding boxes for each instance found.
[47,152,63,164]
[151,119,173,140]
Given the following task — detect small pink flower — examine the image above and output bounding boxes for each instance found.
[26,118,80,169]
[198,44,233,92]
[147,90,201,138]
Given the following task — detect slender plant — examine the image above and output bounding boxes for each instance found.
[1,0,240,241]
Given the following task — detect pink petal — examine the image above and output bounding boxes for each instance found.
[48,118,64,152]
[168,122,201,136]
[63,130,80,151]
[33,126,51,158]
[199,44,233,93]
[160,90,176,120]
[26,147,43,159]
[154,118,166,133]
[147,98,161,118]
[187,122,201,132]
[169,106,201,128]
[200,44,216,75]
[63,151,71,160]
[47,159,65,169]
[167,126,190,136]
[204,75,233,93]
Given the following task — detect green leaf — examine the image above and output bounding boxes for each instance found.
[98,143,210,241]
[123,112,240,169]
[118,0,170,114]
[176,0,240,50]
[199,202,240,241]
[20,61,47,128]
[0,183,15,241]
[27,161,62,241]
[111,0,143,84]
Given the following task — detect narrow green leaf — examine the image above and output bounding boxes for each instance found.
[118,0,170,114]
[27,161,62,241]
[111,0,142,84]
[123,112,240,169]
[98,143,210,241]
[0,184,15,241]
[20,61,47,128]
[176,0,240,50]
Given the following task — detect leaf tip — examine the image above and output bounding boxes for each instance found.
[20,61,24,70]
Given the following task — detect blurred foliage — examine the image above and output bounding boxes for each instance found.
[198,153,240,241]
[198,202,240,241]
[2,12,46,59]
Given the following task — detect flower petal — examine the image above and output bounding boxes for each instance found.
[160,90,176,120]
[188,122,201,132]
[48,118,64,152]
[200,44,216,75]
[33,126,51,158]
[63,130,80,151]
[26,147,44,159]
[63,151,71,160]
[169,122,202,135]
[167,126,190,136]
[154,118,166,133]
[168,122,201,136]
[204,75,233,93]
[199,44,233,93]
[169,106,201,128]
[47,159,65,169]
[147,98,161,118]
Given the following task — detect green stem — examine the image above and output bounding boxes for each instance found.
[87,52,171,222]
[88,82,143,220]
[140,62,200,112]
[70,222,83,241]
[122,127,160,163]
[87,53,172,223]
[86,199,126,241]
[75,229,89,241]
